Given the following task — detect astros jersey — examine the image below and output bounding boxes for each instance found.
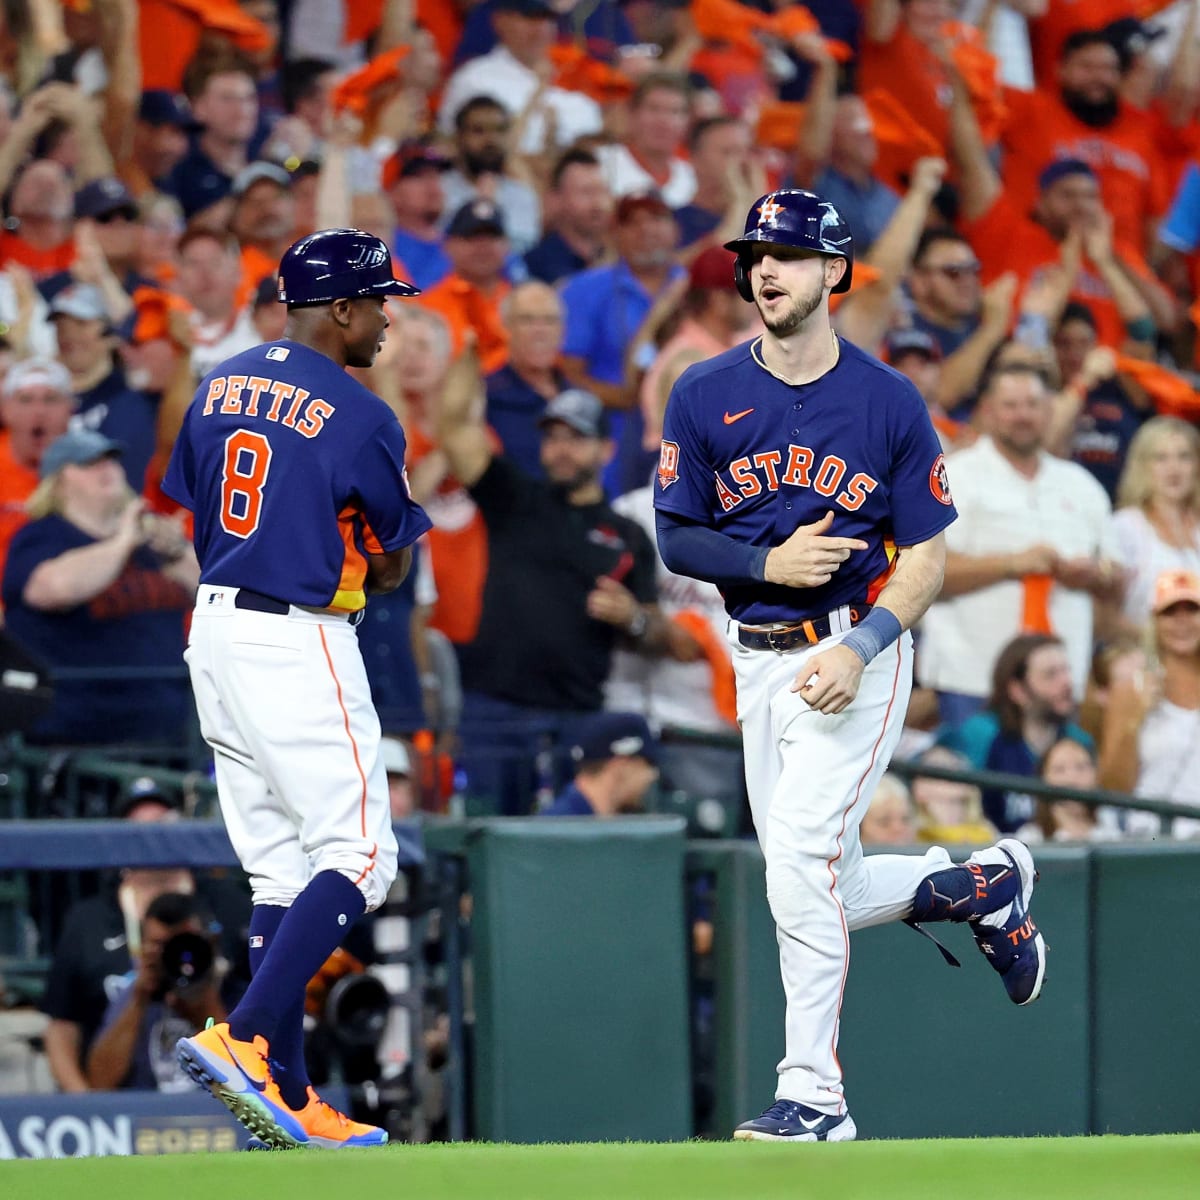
[655,336,957,625]
[163,340,431,611]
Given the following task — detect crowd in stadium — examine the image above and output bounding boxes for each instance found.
[2,0,1200,860]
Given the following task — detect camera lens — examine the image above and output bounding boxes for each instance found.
[160,931,214,992]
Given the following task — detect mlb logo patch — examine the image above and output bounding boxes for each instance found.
[657,440,681,490]
[266,346,290,362]
[249,936,264,949]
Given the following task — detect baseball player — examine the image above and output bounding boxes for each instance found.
[654,190,1046,1142]
[165,229,432,1149]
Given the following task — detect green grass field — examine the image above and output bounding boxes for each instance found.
[3,1136,1199,1200]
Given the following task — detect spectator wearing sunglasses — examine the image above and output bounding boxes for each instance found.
[906,229,986,359]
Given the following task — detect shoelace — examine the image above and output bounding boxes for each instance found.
[758,1099,804,1122]
[313,1097,348,1128]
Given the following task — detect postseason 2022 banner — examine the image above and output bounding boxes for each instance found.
[0,1092,250,1158]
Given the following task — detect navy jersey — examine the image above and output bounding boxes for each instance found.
[655,337,957,625]
[163,340,432,612]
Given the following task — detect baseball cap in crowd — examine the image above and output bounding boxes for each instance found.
[232,161,292,198]
[2,357,73,398]
[39,428,124,480]
[380,737,412,777]
[493,0,557,16]
[688,245,738,291]
[570,712,660,767]
[1152,570,1200,614]
[445,198,507,238]
[1102,17,1167,71]
[48,283,109,324]
[538,388,609,438]
[116,775,184,819]
[383,140,453,190]
[74,177,139,222]
[615,190,673,224]
[884,328,942,364]
[138,89,193,128]
[1038,159,1098,192]
[253,276,280,309]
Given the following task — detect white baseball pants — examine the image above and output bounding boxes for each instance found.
[732,629,950,1115]
[186,585,398,911]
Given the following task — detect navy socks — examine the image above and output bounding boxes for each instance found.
[229,871,366,1107]
[243,903,310,1110]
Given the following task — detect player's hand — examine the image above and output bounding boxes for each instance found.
[763,511,868,589]
[586,576,640,629]
[792,644,864,715]
[1008,544,1058,578]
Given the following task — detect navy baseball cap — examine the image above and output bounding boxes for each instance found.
[538,388,609,438]
[1038,159,1097,191]
[139,89,193,128]
[116,775,182,818]
[494,0,557,15]
[39,429,125,480]
[75,177,139,221]
[446,198,507,238]
[884,328,942,363]
[569,712,659,766]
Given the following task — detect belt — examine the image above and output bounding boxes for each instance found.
[233,588,363,626]
[738,606,868,652]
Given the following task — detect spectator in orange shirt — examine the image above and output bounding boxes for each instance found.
[858,0,957,188]
[0,162,76,280]
[1029,0,1141,87]
[1001,30,1176,254]
[949,64,1169,354]
[0,359,76,578]
[417,199,512,375]
[228,162,295,294]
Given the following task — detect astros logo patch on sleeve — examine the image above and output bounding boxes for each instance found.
[657,439,681,490]
[929,454,953,505]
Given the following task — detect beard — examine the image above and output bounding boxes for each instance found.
[758,280,825,338]
[1061,88,1119,128]
[463,147,506,177]
[546,464,598,496]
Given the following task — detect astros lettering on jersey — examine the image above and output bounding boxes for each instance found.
[656,335,956,624]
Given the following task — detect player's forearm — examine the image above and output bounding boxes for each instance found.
[939,550,1022,599]
[872,535,945,630]
[656,513,768,586]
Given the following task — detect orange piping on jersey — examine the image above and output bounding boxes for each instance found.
[864,539,897,604]
[319,625,370,838]
[330,503,370,613]
[827,639,903,1112]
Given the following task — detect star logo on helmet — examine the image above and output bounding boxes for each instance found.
[757,197,784,227]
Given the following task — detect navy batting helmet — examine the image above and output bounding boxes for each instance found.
[724,190,853,300]
[276,228,420,308]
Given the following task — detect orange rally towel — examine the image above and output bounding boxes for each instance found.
[1020,575,1054,635]
[671,609,738,728]
[331,47,410,115]
[549,44,635,103]
[1114,354,1200,419]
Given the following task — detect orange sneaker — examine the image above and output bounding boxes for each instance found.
[176,1020,309,1149]
[292,1088,388,1148]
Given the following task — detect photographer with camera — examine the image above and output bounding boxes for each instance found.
[85,892,231,1092]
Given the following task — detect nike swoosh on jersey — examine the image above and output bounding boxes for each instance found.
[724,408,754,424]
